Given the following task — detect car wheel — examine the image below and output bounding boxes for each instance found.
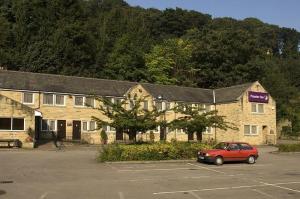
[247,156,256,164]
[214,156,223,166]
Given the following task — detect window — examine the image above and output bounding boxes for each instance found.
[143,101,148,110]
[23,93,34,104]
[244,125,259,135]
[103,125,115,132]
[90,121,96,131]
[82,121,96,132]
[251,103,264,113]
[0,118,12,130]
[49,120,56,131]
[204,127,212,134]
[115,98,122,105]
[55,95,65,106]
[0,118,25,131]
[75,96,84,106]
[82,121,88,131]
[42,120,48,131]
[165,102,171,110]
[43,94,54,105]
[228,143,240,151]
[129,100,135,109]
[85,97,94,107]
[12,118,24,130]
[42,120,56,131]
[156,101,162,111]
[239,143,253,150]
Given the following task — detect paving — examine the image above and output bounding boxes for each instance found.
[0,146,300,199]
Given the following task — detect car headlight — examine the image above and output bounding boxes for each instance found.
[205,153,211,157]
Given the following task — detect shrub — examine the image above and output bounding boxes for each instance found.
[98,142,211,162]
[100,130,108,144]
[278,144,300,152]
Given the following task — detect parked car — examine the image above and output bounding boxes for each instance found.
[198,142,258,165]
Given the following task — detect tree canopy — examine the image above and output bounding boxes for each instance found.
[0,0,300,133]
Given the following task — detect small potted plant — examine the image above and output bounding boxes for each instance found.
[100,130,108,145]
[24,128,35,148]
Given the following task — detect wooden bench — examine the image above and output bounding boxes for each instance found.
[0,139,20,148]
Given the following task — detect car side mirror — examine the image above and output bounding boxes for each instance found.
[227,148,231,151]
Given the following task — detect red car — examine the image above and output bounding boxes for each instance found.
[198,142,258,165]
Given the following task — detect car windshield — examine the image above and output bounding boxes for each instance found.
[214,142,228,150]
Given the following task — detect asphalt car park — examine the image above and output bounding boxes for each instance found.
[0,146,300,199]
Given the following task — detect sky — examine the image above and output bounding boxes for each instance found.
[125,0,300,31]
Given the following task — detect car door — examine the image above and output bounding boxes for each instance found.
[223,143,242,161]
[238,143,254,160]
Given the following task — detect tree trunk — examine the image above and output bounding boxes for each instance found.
[160,127,166,141]
[196,132,202,142]
[129,131,136,142]
[188,132,194,141]
[116,129,123,141]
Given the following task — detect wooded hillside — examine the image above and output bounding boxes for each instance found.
[0,0,299,133]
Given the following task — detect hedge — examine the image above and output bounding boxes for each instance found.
[278,143,300,152]
[98,142,211,162]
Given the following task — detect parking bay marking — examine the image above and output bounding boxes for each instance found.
[187,163,226,174]
[252,189,274,198]
[189,191,203,199]
[153,181,300,195]
[118,167,199,172]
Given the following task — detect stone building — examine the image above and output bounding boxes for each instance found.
[0,70,276,148]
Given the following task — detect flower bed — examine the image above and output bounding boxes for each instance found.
[98,142,211,162]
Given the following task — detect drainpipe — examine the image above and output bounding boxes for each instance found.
[213,90,217,141]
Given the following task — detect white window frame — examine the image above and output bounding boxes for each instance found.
[43,93,55,105]
[244,125,259,135]
[74,96,95,108]
[55,94,66,106]
[41,119,57,131]
[82,121,97,132]
[251,103,265,114]
[102,125,116,133]
[203,127,213,134]
[22,92,34,105]
[0,117,25,132]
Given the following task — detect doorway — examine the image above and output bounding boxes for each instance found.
[57,120,66,140]
[72,121,81,140]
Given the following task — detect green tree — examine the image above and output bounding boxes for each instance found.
[170,104,237,141]
[92,95,164,142]
[145,38,195,85]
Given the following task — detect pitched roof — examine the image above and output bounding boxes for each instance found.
[0,70,137,97]
[141,83,213,103]
[0,70,254,103]
[214,82,254,103]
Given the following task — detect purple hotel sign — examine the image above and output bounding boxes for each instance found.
[248,91,269,103]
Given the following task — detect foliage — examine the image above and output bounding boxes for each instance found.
[170,104,238,140]
[0,0,300,130]
[100,129,108,144]
[98,141,211,162]
[278,144,300,152]
[92,94,164,141]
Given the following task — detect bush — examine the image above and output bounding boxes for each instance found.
[98,141,211,162]
[278,144,300,152]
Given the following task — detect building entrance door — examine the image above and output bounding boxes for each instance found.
[72,121,81,140]
[57,120,66,140]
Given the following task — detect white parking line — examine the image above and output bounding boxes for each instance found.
[118,167,196,172]
[153,181,300,195]
[187,163,226,174]
[189,191,203,199]
[118,192,125,199]
[252,189,274,198]
[259,181,300,193]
